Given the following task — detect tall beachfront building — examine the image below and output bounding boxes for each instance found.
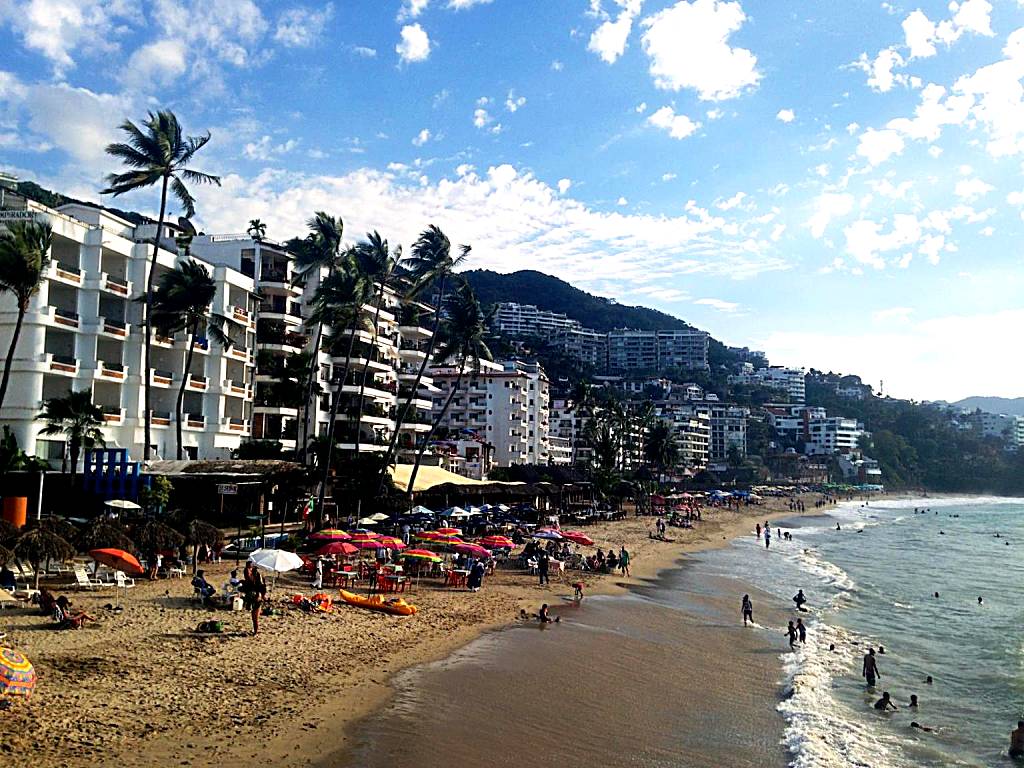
[606,328,710,372]
[0,195,257,463]
[189,234,438,459]
[428,358,551,468]
[0,188,440,467]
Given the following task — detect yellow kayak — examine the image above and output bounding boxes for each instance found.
[338,589,418,616]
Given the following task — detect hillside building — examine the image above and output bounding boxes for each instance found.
[606,328,709,372]
[730,365,806,403]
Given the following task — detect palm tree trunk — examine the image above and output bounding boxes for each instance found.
[0,303,26,412]
[175,321,198,460]
[300,319,325,465]
[355,280,388,453]
[70,439,80,488]
[407,362,464,495]
[315,317,361,520]
[378,273,448,492]
[143,175,170,461]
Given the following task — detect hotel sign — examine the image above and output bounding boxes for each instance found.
[0,210,40,220]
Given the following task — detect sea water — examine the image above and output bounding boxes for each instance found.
[692,497,1024,767]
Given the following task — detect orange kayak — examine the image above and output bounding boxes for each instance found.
[338,589,418,616]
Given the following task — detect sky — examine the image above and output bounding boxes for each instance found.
[1,0,1023,402]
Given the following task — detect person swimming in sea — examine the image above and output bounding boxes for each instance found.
[874,691,898,711]
[925,675,933,685]
[1010,720,1024,759]
[912,721,936,733]
[836,523,842,531]
[909,694,918,708]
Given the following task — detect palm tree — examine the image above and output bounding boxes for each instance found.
[290,212,345,465]
[38,389,105,486]
[644,421,678,480]
[352,232,399,453]
[308,260,373,514]
[149,260,231,459]
[379,226,469,487]
[0,220,52,412]
[247,219,267,242]
[103,110,221,461]
[406,282,492,494]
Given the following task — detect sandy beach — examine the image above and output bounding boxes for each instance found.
[0,497,812,768]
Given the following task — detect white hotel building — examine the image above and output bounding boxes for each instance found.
[0,190,439,466]
[0,196,257,463]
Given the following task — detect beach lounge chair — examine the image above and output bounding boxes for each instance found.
[69,566,107,590]
[114,571,135,589]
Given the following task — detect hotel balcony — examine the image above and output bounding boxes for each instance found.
[46,262,83,287]
[41,352,78,377]
[253,403,299,417]
[46,306,81,331]
[99,272,132,297]
[97,316,130,340]
[230,305,255,328]
[183,413,206,431]
[152,332,175,348]
[150,410,172,428]
[257,269,302,295]
[226,346,254,365]
[185,373,209,392]
[101,406,125,425]
[95,361,127,382]
[222,378,250,398]
[150,368,174,388]
[222,416,249,433]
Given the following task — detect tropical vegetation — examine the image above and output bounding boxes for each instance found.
[37,389,105,486]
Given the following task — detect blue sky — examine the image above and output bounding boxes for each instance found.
[1,0,1023,401]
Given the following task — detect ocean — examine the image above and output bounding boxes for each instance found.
[694,496,1024,767]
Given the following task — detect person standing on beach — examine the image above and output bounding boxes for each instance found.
[537,550,550,586]
[312,558,323,590]
[741,594,753,626]
[797,617,807,643]
[619,546,631,577]
[764,527,772,549]
[863,648,880,688]
[241,562,267,636]
[756,523,761,539]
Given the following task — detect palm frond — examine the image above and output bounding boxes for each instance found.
[170,176,197,218]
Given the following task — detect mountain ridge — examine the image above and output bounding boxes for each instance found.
[952,396,1024,416]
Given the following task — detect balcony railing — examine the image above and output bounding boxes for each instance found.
[185,413,206,429]
[150,410,172,426]
[151,369,174,385]
[53,308,80,328]
[101,406,124,424]
[102,274,130,295]
[102,318,128,336]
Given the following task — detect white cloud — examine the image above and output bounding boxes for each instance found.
[0,0,138,75]
[856,128,905,166]
[412,128,431,146]
[661,172,677,181]
[152,0,269,71]
[616,196,629,206]
[872,307,913,322]
[396,23,431,63]
[695,297,739,312]
[504,89,526,112]
[640,0,761,101]
[551,59,564,71]
[588,0,643,64]
[397,0,430,20]
[274,3,334,47]
[954,177,994,201]
[885,83,972,142]
[352,45,377,57]
[715,191,747,210]
[806,192,854,238]
[635,101,647,113]
[447,0,493,8]
[902,10,937,58]
[854,48,906,93]
[647,105,701,139]
[706,107,724,120]
[776,108,795,123]
[557,178,572,194]
[243,135,299,161]
[192,165,790,298]
[473,108,490,128]
[122,39,187,88]
[843,214,922,269]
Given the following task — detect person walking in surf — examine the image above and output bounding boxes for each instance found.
[785,621,798,650]
[797,617,807,643]
[741,594,754,626]
[863,647,881,688]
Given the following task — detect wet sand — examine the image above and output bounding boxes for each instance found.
[334,564,792,768]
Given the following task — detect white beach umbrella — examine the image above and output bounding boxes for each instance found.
[445,506,467,517]
[410,505,434,516]
[105,499,141,510]
[449,509,472,519]
[358,517,379,526]
[369,512,390,522]
[249,548,304,573]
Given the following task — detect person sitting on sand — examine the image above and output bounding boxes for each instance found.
[538,604,559,624]
[874,692,898,711]
[1011,721,1024,759]
[191,570,216,605]
[38,587,57,616]
[54,596,96,629]
[606,551,618,571]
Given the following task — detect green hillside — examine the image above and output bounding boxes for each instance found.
[460,269,692,332]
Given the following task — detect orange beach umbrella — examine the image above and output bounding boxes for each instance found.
[89,548,144,575]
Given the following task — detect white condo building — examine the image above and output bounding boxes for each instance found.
[709,404,748,462]
[0,196,257,464]
[730,366,806,403]
[607,328,709,372]
[655,402,712,471]
[429,359,551,468]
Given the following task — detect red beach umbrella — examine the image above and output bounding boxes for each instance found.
[349,531,382,542]
[316,542,358,556]
[454,543,492,558]
[353,539,384,550]
[480,535,515,549]
[309,529,351,541]
[560,531,594,546]
[401,549,443,562]
[436,527,462,535]
[89,548,144,575]
[377,536,407,550]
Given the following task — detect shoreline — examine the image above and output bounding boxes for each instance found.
[0,494,866,768]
